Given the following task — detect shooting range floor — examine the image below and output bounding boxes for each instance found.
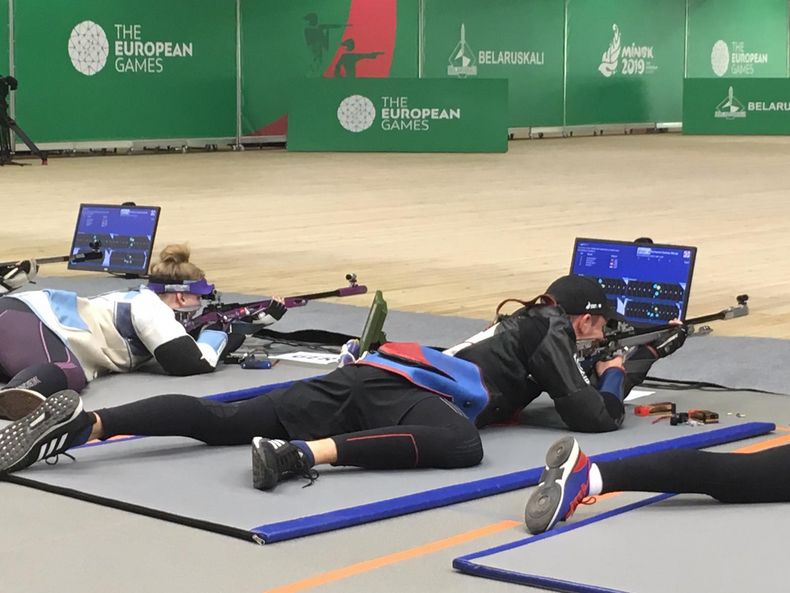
[2,276,790,592]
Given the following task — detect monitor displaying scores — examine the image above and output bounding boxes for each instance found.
[570,238,697,325]
[68,204,161,276]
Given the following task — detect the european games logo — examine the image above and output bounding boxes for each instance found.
[68,21,110,76]
[337,95,376,132]
[711,40,768,77]
[710,40,730,77]
[714,86,746,119]
[447,23,477,78]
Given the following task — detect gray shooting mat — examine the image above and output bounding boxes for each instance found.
[6,387,774,543]
[650,334,790,395]
[453,392,790,592]
[453,494,789,593]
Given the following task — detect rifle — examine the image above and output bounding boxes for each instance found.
[0,250,103,273]
[1,248,104,293]
[183,273,368,334]
[578,294,749,362]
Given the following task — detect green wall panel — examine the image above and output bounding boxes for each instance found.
[566,0,686,125]
[422,0,564,128]
[13,0,236,142]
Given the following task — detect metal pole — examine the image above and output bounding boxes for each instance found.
[8,0,15,150]
[418,0,424,78]
[684,0,689,79]
[235,0,242,147]
[562,0,569,132]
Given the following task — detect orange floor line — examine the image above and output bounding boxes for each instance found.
[733,433,790,454]
[261,520,521,593]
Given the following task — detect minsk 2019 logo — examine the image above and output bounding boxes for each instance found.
[68,21,110,76]
[598,24,621,77]
[598,24,656,77]
[337,95,376,132]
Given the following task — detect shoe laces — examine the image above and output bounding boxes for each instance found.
[44,451,76,466]
[564,490,595,520]
[277,445,320,488]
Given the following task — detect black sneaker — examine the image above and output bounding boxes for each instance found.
[251,437,318,491]
[0,388,46,421]
[0,390,93,475]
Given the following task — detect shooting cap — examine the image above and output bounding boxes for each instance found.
[146,277,215,298]
[546,275,624,321]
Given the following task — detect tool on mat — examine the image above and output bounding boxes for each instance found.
[635,402,677,416]
[667,409,719,426]
[688,409,719,424]
[239,353,275,370]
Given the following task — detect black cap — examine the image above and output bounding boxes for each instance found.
[546,275,624,321]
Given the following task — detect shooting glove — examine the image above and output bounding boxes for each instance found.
[0,259,38,295]
[253,299,287,326]
[649,326,688,359]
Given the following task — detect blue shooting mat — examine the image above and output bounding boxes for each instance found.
[6,385,774,543]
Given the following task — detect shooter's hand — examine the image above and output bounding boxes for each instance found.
[595,355,625,376]
[253,297,287,326]
[648,325,688,359]
[0,259,37,295]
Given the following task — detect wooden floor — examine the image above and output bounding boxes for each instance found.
[2,133,789,337]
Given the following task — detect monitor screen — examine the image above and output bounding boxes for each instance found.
[570,238,697,325]
[68,204,161,276]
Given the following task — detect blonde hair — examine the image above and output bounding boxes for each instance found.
[148,244,205,281]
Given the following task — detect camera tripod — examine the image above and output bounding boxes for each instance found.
[0,108,47,166]
[1,74,47,166]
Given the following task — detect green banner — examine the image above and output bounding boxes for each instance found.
[240,0,419,136]
[421,0,564,128]
[684,78,790,134]
[12,0,236,142]
[288,78,508,152]
[687,0,788,79]
[565,0,686,125]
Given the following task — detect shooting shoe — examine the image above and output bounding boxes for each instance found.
[0,387,46,420]
[0,390,93,475]
[525,436,593,534]
[251,437,318,491]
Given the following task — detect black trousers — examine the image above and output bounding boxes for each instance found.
[97,366,483,470]
[598,445,790,503]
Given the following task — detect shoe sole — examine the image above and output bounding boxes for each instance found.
[0,388,46,421]
[251,437,278,491]
[524,436,579,534]
[0,390,82,475]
